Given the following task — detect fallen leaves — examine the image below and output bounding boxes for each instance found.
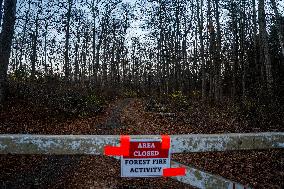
[0,97,283,188]
[173,149,283,189]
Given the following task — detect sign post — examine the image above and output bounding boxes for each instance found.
[121,139,170,177]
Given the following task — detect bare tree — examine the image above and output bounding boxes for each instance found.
[0,0,17,103]
[0,0,3,27]
[271,0,284,58]
[30,1,41,80]
[259,0,273,92]
[214,0,222,101]
[64,0,73,78]
[197,0,206,100]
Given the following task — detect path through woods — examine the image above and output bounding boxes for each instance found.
[0,98,283,188]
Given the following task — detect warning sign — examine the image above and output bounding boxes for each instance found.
[121,139,170,177]
[104,135,185,177]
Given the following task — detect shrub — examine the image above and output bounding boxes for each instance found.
[169,91,189,111]
[123,89,138,98]
[7,79,105,117]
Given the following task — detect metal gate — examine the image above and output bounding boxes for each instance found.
[0,132,283,188]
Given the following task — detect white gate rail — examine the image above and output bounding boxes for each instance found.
[0,132,283,154]
[171,161,251,189]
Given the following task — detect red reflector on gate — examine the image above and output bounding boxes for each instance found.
[104,135,130,156]
[161,135,170,149]
[162,167,186,177]
[120,135,130,156]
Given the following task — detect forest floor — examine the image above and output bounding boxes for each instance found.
[0,97,283,189]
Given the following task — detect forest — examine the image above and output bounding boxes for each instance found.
[0,0,283,102]
[0,0,283,188]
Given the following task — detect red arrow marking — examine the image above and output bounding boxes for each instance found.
[162,167,186,177]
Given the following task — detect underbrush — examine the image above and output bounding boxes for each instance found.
[123,89,138,98]
[144,91,283,132]
[235,98,283,130]
[145,91,190,112]
[5,77,108,117]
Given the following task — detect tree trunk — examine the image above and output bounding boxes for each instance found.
[91,0,98,85]
[30,12,39,80]
[197,0,206,100]
[240,0,247,100]
[0,0,17,103]
[0,0,3,27]
[64,0,72,78]
[207,0,217,100]
[259,0,273,93]
[214,0,222,101]
[174,0,180,92]
[44,21,48,75]
[231,2,239,100]
[271,0,284,58]
[18,0,31,72]
[82,28,89,82]
[74,26,80,81]
[95,15,107,86]
[252,0,260,97]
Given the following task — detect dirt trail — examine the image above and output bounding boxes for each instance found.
[95,98,131,134]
